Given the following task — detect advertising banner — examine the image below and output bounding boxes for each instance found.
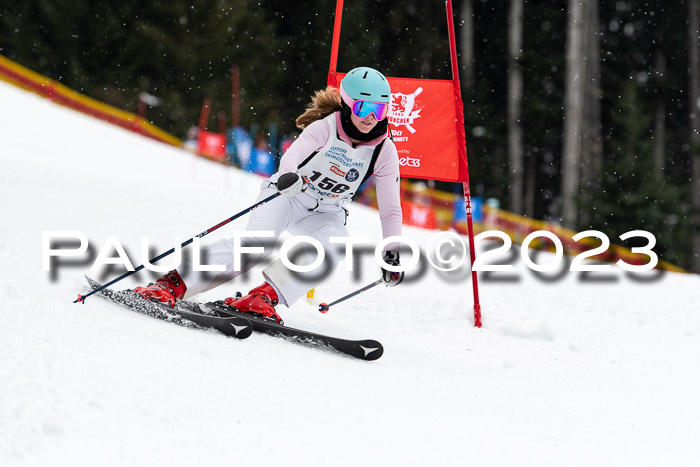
[198,130,226,160]
[331,73,468,183]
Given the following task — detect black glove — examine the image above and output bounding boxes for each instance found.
[276,172,307,197]
[381,250,404,286]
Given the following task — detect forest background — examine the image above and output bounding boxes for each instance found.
[1,0,699,272]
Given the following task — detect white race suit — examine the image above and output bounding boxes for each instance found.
[182,112,402,306]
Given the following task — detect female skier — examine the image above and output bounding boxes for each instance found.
[135,67,404,322]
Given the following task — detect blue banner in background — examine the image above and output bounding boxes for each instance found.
[250,148,276,177]
[227,126,277,177]
[227,127,253,169]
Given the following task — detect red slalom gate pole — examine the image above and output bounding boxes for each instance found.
[199,97,211,131]
[327,0,344,87]
[461,181,482,327]
[445,0,482,327]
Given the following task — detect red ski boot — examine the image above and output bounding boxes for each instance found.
[134,270,186,308]
[224,282,283,324]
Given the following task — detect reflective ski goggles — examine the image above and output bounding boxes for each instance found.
[340,87,390,120]
[351,100,389,120]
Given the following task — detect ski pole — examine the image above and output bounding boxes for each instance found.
[74,191,282,303]
[318,279,383,313]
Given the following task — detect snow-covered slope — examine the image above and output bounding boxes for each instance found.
[1,80,699,466]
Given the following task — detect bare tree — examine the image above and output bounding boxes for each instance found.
[653,34,666,179]
[561,0,586,228]
[579,0,603,227]
[689,0,700,272]
[507,0,524,215]
[460,0,475,92]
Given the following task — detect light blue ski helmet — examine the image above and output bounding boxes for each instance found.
[340,67,391,105]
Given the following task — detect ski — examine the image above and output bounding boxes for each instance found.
[196,300,384,361]
[84,277,383,360]
[85,276,253,339]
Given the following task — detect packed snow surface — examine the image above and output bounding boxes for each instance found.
[1,81,699,466]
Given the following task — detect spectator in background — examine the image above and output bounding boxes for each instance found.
[183,126,200,153]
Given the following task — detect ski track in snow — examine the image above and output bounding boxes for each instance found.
[1,81,700,466]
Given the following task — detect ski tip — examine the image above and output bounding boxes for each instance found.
[229,319,254,339]
[358,340,384,361]
[84,276,100,288]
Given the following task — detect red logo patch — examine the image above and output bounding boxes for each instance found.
[330,165,347,177]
